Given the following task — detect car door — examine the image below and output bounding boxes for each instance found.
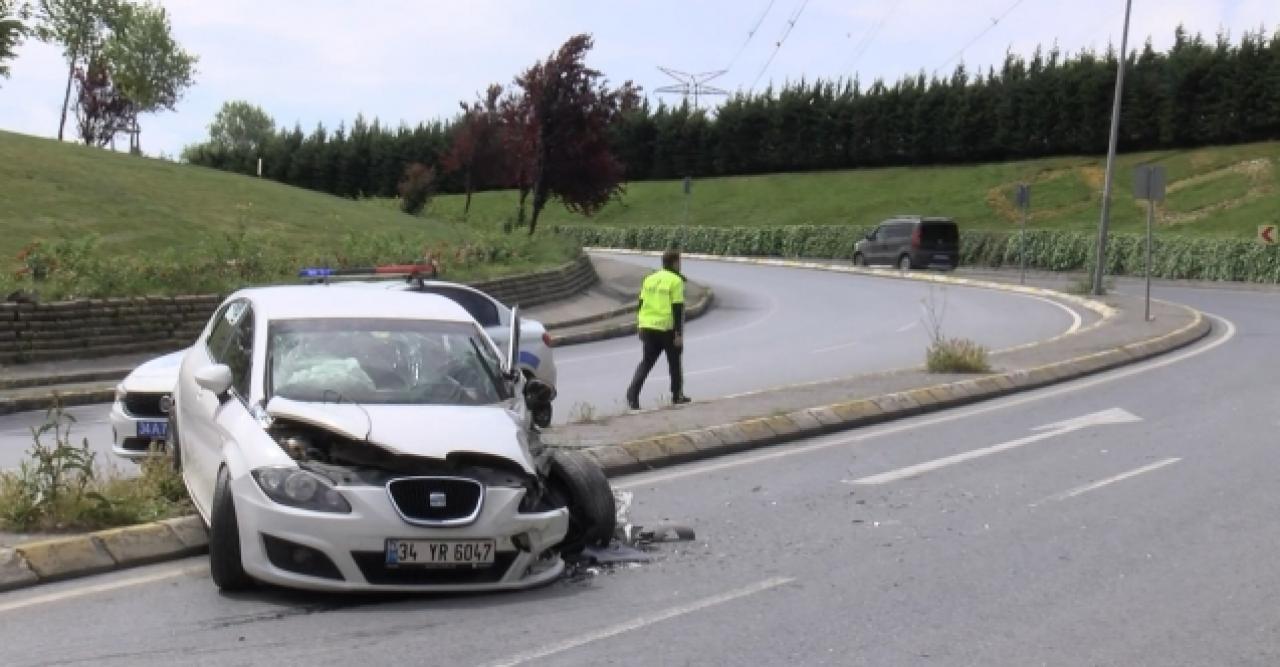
[871,223,896,264]
[183,300,255,512]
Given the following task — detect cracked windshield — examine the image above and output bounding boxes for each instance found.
[0,0,1278,665]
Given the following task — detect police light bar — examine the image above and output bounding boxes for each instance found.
[298,263,439,279]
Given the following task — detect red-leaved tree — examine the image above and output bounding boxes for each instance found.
[510,34,639,234]
[441,84,506,219]
[73,57,132,147]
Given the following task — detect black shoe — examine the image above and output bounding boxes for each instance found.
[672,395,692,405]
[627,398,640,410]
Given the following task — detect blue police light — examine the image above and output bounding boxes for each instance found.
[299,267,335,278]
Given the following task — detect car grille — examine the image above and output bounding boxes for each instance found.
[123,392,168,418]
[351,551,516,586]
[387,477,484,526]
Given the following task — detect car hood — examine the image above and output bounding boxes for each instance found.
[264,397,536,475]
[121,350,187,394]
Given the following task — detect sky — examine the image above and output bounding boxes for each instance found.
[0,0,1274,158]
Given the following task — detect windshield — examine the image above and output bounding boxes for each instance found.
[267,318,508,406]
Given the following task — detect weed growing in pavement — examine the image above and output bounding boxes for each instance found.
[921,288,992,374]
[0,400,191,532]
[568,402,602,424]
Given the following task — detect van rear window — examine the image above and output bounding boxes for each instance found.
[921,222,958,243]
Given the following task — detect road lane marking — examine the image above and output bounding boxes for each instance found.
[0,564,205,615]
[1049,457,1182,502]
[844,408,1142,485]
[615,314,1234,491]
[485,576,794,667]
[811,341,858,354]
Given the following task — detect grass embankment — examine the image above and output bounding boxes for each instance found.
[0,131,577,299]
[433,141,1280,239]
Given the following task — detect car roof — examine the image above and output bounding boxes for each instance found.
[227,285,477,323]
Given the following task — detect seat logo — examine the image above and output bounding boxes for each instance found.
[429,492,447,508]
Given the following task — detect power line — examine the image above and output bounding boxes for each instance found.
[727,0,778,71]
[655,67,730,108]
[750,0,812,91]
[931,0,1031,78]
[844,0,904,76]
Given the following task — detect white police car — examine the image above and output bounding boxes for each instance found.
[109,350,186,460]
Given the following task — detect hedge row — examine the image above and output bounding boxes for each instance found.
[556,225,1280,283]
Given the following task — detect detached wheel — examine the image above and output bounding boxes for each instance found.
[898,254,913,271]
[546,449,615,556]
[209,467,253,591]
[852,252,866,267]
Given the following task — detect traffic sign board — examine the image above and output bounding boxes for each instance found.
[1015,183,1030,209]
[1134,165,1166,202]
[1260,225,1277,246]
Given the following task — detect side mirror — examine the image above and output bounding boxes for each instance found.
[503,306,521,380]
[194,364,233,400]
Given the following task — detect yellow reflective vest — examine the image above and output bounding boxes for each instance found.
[637,269,684,331]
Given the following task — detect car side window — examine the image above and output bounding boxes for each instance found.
[205,302,239,362]
[419,287,501,328]
[889,223,911,240]
[222,304,255,397]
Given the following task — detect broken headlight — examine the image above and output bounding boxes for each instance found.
[252,466,351,513]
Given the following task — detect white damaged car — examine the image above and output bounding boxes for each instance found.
[170,286,613,592]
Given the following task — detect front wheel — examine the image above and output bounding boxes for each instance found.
[209,467,253,591]
[898,254,913,271]
[852,252,866,267]
[545,449,616,556]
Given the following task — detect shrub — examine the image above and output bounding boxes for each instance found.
[398,162,437,215]
[557,225,1280,283]
[0,401,191,532]
[926,337,992,373]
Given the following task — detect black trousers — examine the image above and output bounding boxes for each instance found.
[626,328,682,404]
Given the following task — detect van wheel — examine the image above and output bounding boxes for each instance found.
[209,467,253,591]
[898,254,913,271]
[852,252,866,267]
[545,449,616,556]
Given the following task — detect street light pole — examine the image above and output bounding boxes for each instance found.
[1091,0,1134,296]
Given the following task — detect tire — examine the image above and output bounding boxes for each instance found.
[545,449,615,556]
[898,254,913,271]
[167,412,182,474]
[852,252,866,267]
[209,467,253,591]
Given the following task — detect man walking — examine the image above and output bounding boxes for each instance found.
[626,249,691,410]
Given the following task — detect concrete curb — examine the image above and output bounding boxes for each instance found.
[548,286,715,347]
[576,305,1210,477]
[0,516,207,593]
[0,387,118,416]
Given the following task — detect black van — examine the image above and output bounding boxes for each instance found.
[852,216,960,270]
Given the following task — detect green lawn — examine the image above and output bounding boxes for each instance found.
[0,131,576,297]
[432,141,1280,239]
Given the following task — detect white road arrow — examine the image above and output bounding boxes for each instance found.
[846,408,1143,485]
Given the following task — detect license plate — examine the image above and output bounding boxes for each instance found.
[137,421,167,438]
[933,254,949,261]
[385,539,495,567]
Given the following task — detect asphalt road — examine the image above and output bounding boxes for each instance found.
[0,280,1273,666]
[0,257,1080,470]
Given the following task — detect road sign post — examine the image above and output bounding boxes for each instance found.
[1015,184,1031,285]
[1134,165,1166,322]
[681,176,692,248]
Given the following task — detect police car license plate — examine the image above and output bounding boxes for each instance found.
[137,421,167,438]
[385,539,495,566]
